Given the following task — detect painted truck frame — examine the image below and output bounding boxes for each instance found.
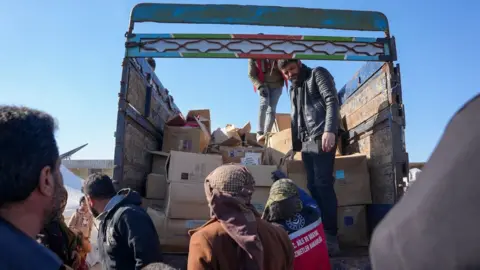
[113,3,408,268]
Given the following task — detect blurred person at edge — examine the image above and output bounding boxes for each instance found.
[38,187,91,270]
[278,59,344,256]
[0,106,67,270]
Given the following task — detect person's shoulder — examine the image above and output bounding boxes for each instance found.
[257,218,290,239]
[312,66,332,77]
[192,220,225,239]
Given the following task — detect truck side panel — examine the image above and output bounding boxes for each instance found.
[114,58,179,192]
[339,62,408,205]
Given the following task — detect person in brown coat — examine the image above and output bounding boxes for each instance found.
[187,164,294,270]
[68,196,93,240]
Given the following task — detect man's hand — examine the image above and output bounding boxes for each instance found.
[258,85,269,97]
[322,132,336,152]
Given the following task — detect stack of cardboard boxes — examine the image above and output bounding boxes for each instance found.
[263,115,372,249]
[143,109,372,252]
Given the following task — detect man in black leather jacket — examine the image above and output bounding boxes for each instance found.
[278,59,342,255]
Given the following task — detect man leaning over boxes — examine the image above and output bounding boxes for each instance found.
[278,59,343,256]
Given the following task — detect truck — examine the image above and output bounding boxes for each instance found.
[112,3,408,269]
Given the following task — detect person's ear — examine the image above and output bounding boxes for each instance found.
[38,166,55,197]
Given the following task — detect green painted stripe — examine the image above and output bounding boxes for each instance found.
[294,54,345,60]
[181,52,236,58]
[302,36,354,42]
[172,34,232,39]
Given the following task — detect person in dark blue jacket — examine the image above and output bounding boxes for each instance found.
[83,173,163,270]
[271,169,320,214]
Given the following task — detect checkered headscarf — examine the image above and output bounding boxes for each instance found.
[204,164,264,270]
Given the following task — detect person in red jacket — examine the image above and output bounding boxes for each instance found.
[248,57,288,142]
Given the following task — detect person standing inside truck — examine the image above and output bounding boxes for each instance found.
[83,173,163,270]
[188,164,294,270]
[277,59,343,255]
[248,56,288,142]
[0,106,65,270]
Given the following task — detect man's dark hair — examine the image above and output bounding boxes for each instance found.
[0,106,59,206]
[79,196,86,205]
[277,59,299,69]
[142,263,177,270]
[83,173,116,200]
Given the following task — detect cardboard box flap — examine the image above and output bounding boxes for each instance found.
[237,122,252,136]
[149,150,169,157]
[335,154,367,167]
[186,109,211,121]
[166,113,187,126]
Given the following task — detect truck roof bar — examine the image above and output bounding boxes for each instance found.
[129,3,390,33]
[127,4,395,61]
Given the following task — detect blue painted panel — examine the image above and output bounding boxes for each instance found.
[337,62,384,105]
[130,3,389,32]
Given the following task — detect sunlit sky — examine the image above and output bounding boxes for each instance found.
[1,0,478,162]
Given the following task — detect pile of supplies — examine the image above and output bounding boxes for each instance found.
[142,109,373,252]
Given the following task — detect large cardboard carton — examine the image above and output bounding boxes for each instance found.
[271,113,291,133]
[286,154,372,206]
[146,208,207,252]
[334,154,372,206]
[285,160,309,192]
[162,125,209,153]
[263,129,302,166]
[186,109,211,134]
[246,165,277,187]
[337,205,368,247]
[251,186,270,213]
[149,151,169,174]
[166,151,222,183]
[145,173,167,200]
[165,181,210,220]
[142,198,165,210]
[217,146,264,164]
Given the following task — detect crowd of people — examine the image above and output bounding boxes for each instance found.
[1,57,478,270]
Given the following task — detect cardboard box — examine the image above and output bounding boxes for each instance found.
[166,151,222,183]
[337,205,368,247]
[218,146,264,164]
[165,181,210,220]
[334,154,372,206]
[286,154,372,206]
[285,160,309,192]
[145,173,167,200]
[142,198,165,210]
[246,165,277,187]
[263,129,302,166]
[162,125,210,153]
[186,109,211,135]
[146,208,207,252]
[251,186,270,213]
[211,125,242,147]
[150,151,169,174]
[271,113,291,133]
[245,132,263,147]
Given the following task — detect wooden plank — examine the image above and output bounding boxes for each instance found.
[121,117,158,192]
[340,70,386,117]
[126,68,147,114]
[345,91,389,131]
[369,163,395,204]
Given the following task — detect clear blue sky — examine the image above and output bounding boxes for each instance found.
[0,0,478,162]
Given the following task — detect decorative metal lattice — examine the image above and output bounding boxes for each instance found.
[126,34,393,61]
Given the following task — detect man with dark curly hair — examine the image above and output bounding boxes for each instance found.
[0,106,65,269]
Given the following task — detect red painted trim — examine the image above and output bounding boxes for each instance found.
[233,34,302,40]
[238,53,293,59]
